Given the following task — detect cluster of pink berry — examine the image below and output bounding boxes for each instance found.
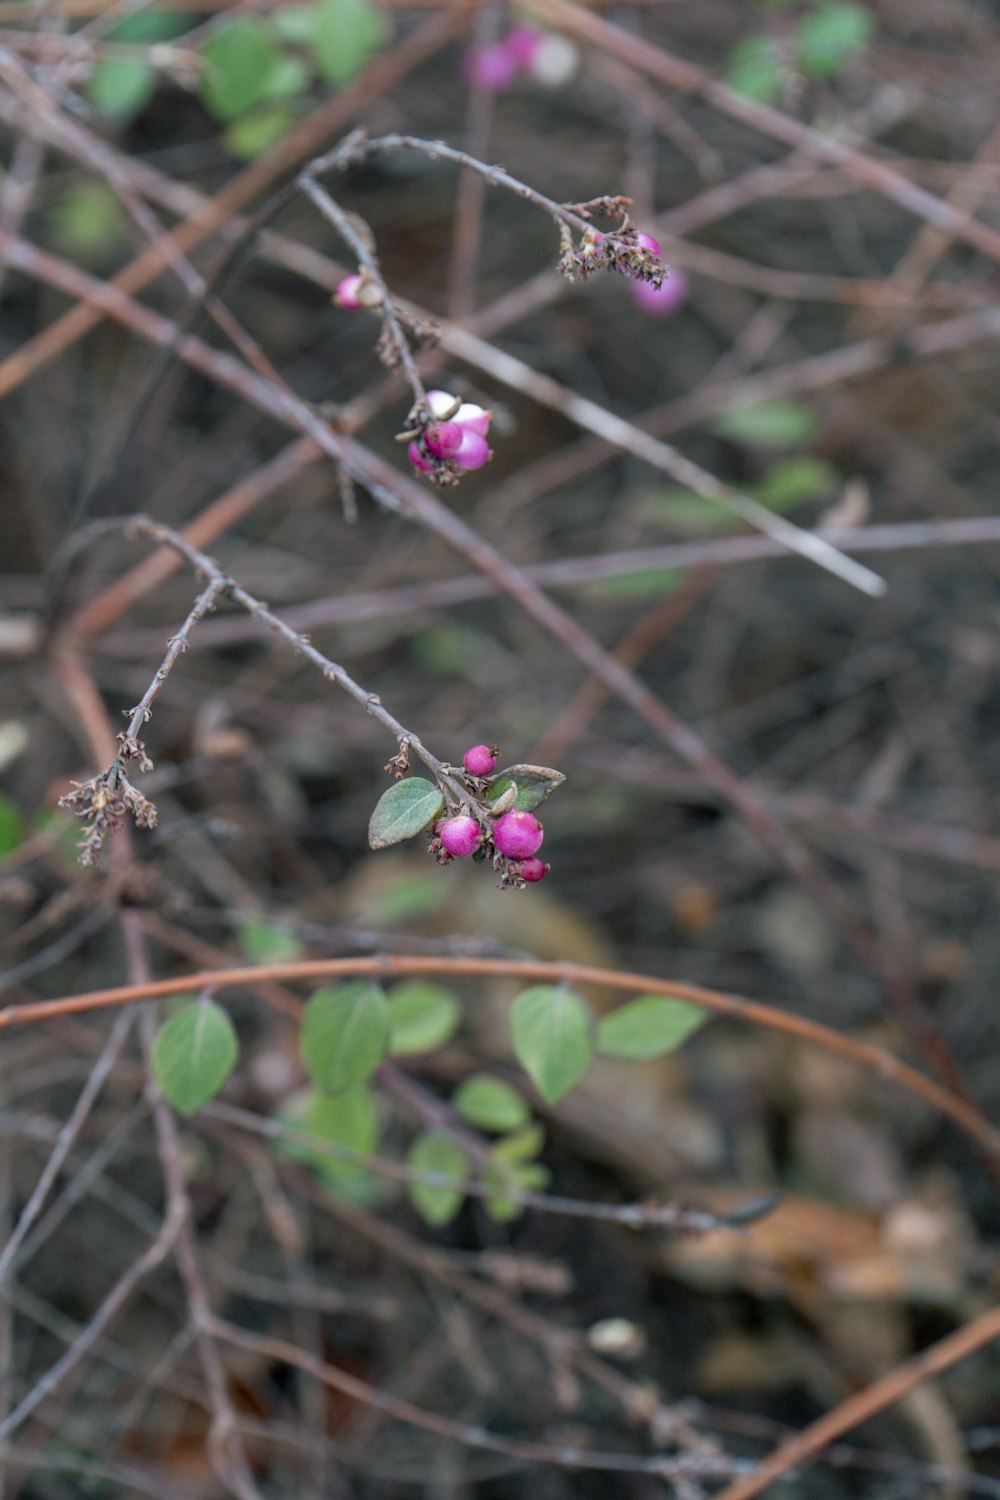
[407,389,493,484]
[463,24,578,95]
[431,744,549,886]
[568,228,668,290]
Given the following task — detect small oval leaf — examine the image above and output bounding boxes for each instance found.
[454,1075,530,1133]
[301,982,388,1093]
[511,985,593,1104]
[408,1130,468,1226]
[368,777,444,849]
[487,765,565,813]
[152,997,238,1116]
[387,982,461,1056]
[597,995,709,1060]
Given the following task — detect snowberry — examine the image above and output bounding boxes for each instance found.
[427,389,460,419]
[527,33,578,86]
[463,744,497,776]
[454,429,491,471]
[636,231,662,258]
[407,441,434,475]
[425,421,464,458]
[518,857,549,883]
[493,809,543,858]
[463,42,519,93]
[630,267,688,317]
[437,815,481,858]
[333,274,364,310]
[455,402,491,436]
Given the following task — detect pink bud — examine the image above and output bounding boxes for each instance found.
[463,42,519,93]
[437,815,480,858]
[463,744,497,776]
[455,402,491,436]
[630,268,688,318]
[425,421,463,458]
[333,274,363,310]
[518,858,549,883]
[454,429,491,472]
[407,441,434,475]
[636,232,662,257]
[504,23,542,65]
[493,810,543,859]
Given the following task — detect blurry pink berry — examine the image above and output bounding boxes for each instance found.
[454,429,491,472]
[504,23,542,64]
[518,857,549,883]
[427,389,459,419]
[636,231,662,257]
[425,421,463,458]
[437,815,480,858]
[333,274,363,310]
[493,809,543,859]
[463,42,519,93]
[455,402,491,436]
[630,268,688,318]
[407,441,434,475]
[463,744,497,776]
[527,33,578,86]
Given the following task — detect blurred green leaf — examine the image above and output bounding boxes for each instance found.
[300,982,388,1092]
[368,777,443,849]
[237,919,302,965]
[224,105,297,159]
[796,3,874,78]
[49,183,124,261]
[597,995,709,1061]
[88,60,157,123]
[387,982,461,1055]
[587,566,684,602]
[370,874,450,924]
[408,1129,468,1226]
[201,21,285,120]
[277,1086,379,1199]
[453,1075,530,1133]
[0,794,24,857]
[714,400,820,448]
[491,1121,545,1164]
[152,997,238,1116]
[270,5,318,43]
[726,36,785,103]
[309,0,388,85]
[483,1159,549,1222]
[511,986,593,1104]
[755,456,838,511]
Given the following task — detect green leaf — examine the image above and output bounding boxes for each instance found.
[754,457,838,511]
[511,986,593,1105]
[201,21,285,121]
[640,487,735,537]
[587,566,684,603]
[224,105,297,159]
[277,1086,379,1199]
[371,874,450,924]
[491,1121,545,1164]
[49,183,124,261]
[796,3,874,79]
[300,982,388,1093]
[387,982,461,1055]
[270,4,318,43]
[309,0,388,85]
[483,1159,549,1222]
[714,400,820,448]
[0,794,24,857]
[408,1129,468,1226]
[88,60,157,123]
[453,1075,530,1133]
[368,777,443,850]
[726,36,785,103]
[486,764,565,813]
[152,997,239,1115]
[597,995,709,1060]
[237,919,302,964]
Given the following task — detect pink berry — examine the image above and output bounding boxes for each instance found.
[334,274,363,310]
[504,23,542,65]
[518,858,549,883]
[493,809,543,859]
[425,421,463,458]
[463,42,519,93]
[455,402,491,437]
[463,744,497,776]
[407,441,434,475]
[630,268,688,317]
[454,429,491,472]
[437,815,480,858]
[636,232,662,257]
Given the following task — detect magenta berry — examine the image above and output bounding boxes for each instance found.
[630,268,688,318]
[504,23,542,65]
[407,441,434,475]
[493,809,543,859]
[425,421,463,459]
[463,42,519,93]
[636,231,662,257]
[333,274,363,310]
[437,815,480,858]
[455,401,491,437]
[463,744,497,776]
[518,857,549,883]
[454,429,491,472]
